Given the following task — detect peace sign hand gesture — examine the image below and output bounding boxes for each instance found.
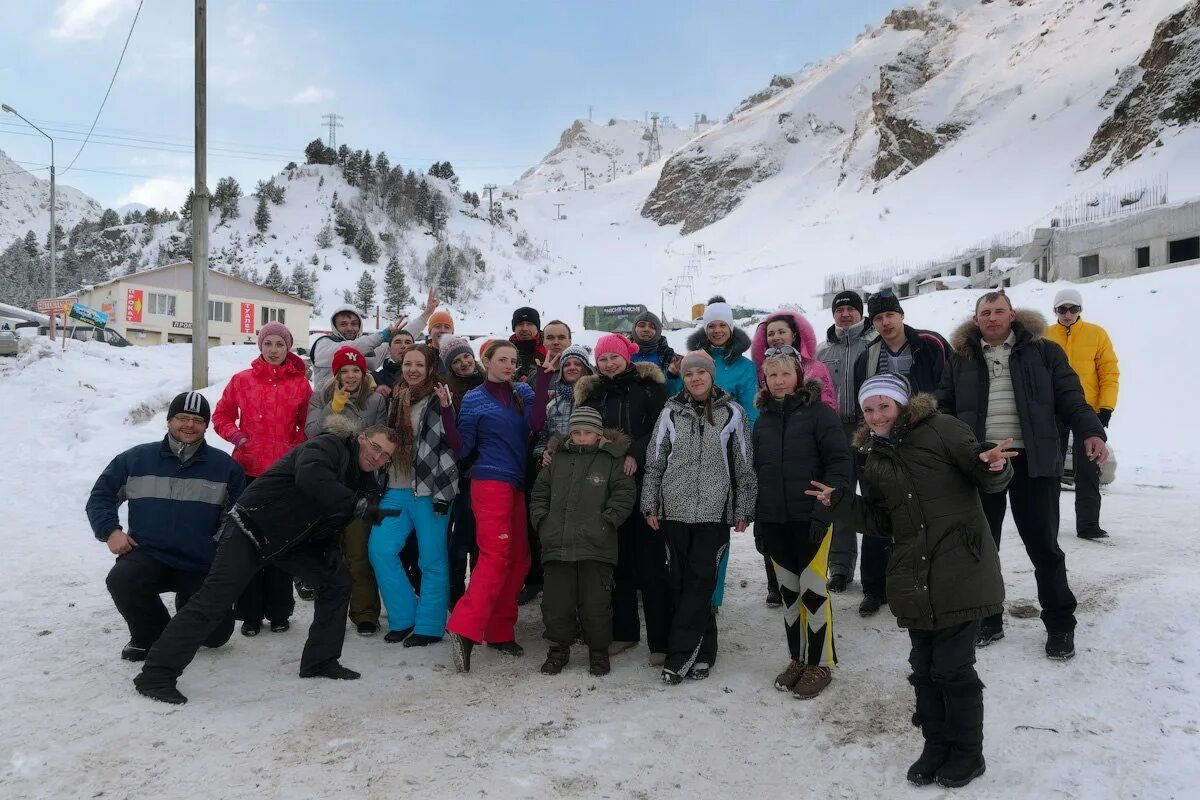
[979,438,1018,472]
[805,481,836,508]
[434,383,453,409]
[540,350,562,374]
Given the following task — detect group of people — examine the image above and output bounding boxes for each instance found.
[86,282,1119,790]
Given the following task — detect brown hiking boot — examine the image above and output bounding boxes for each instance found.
[791,666,832,700]
[774,660,806,692]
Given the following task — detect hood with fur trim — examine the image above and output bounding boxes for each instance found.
[545,427,632,458]
[852,392,938,447]
[573,361,665,406]
[751,309,820,366]
[686,325,752,365]
[323,413,359,439]
[754,379,826,411]
[949,309,1047,358]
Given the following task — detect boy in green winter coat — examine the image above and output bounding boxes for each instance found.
[530,406,637,677]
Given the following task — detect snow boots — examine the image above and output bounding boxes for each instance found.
[588,649,610,677]
[936,678,986,788]
[541,646,570,675]
[775,660,805,692]
[299,661,361,680]
[907,674,949,786]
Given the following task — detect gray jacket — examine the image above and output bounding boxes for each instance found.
[310,312,429,389]
[817,320,876,425]
[304,379,387,439]
[641,388,756,525]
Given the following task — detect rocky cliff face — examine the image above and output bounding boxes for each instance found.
[1077,0,1200,174]
[640,145,782,235]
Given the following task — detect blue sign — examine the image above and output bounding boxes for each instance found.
[68,302,109,329]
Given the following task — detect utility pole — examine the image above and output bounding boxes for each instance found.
[483,183,497,224]
[578,166,590,190]
[322,112,343,149]
[647,113,662,163]
[192,0,209,389]
[1,104,55,298]
[553,203,564,220]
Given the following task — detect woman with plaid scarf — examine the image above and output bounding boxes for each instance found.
[368,346,460,647]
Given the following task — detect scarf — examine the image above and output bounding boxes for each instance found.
[389,382,436,469]
[635,334,663,355]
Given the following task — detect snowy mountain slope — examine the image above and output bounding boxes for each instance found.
[508,0,1200,321]
[0,267,1197,798]
[0,149,103,247]
[514,117,709,195]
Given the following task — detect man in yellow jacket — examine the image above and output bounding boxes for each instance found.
[1045,287,1119,539]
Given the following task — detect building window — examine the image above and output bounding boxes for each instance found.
[260,306,286,325]
[1079,254,1100,278]
[976,256,985,272]
[208,300,232,323]
[962,261,971,277]
[947,267,957,276]
[1002,278,1012,288]
[1168,236,1199,264]
[1136,246,1150,269]
[147,292,176,317]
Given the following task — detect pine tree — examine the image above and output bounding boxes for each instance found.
[213,177,242,222]
[415,181,431,226]
[305,138,328,165]
[360,149,374,187]
[356,226,380,264]
[316,223,333,249]
[99,208,120,229]
[290,265,316,301]
[263,262,285,291]
[375,151,390,176]
[23,230,39,259]
[254,194,271,233]
[383,254,413,315]
[354,270,376,311]
[429,195,448,234]
[179,189,195,221]
[144,208,161,226]
[334,204,358,245]
[337,144,350,167]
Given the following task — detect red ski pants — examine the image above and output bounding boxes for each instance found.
[446,480,530,644]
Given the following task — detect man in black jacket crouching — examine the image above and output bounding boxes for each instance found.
[134,422,399,704]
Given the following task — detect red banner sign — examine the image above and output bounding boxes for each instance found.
[126,289,143,323]
[240,303,255,334]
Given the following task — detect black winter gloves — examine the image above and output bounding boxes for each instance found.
[1098,409,1112,428]
[354,498,401,526]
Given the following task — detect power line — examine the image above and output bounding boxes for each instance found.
[322,112,343,149]
[61,0,145,176]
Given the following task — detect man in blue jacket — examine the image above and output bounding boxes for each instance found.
[87,391,246,662]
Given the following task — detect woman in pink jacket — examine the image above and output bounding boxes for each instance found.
[750,310,838,412]
[212,321,312,636]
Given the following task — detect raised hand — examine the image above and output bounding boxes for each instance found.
[979,437,1018,472]
[387,316,409,336]
[434,383,453,409]
[423,286,438,317]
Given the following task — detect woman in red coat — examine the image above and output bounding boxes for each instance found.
[212,321,312,635]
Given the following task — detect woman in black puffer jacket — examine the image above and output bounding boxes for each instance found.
[809,372,1014,790]
[752,350,851,702]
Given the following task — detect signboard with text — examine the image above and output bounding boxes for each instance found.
[583,303,649,333]
[35,297,73,314]
[68,302,108,329]
[126,289,143,323]
[240,303,255,334]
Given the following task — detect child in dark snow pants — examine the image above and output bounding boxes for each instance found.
[529,408,637,677]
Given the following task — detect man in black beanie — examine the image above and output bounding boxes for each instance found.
[87,392,246,663]
[510,306,546,383]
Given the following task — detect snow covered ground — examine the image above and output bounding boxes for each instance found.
[1,267,1199,798]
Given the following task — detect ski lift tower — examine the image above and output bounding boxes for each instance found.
[647,113,663,163]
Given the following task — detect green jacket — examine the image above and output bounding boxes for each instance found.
[832,394,1011,630]
[529,430,637,566]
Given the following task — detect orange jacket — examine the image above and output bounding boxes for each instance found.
[1043,318,1119,411]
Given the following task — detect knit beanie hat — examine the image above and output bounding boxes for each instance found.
[331,345,366,376]
[832,290,864,316]
[1053,287,1083,309]
[257,321,293,350]
[633,310,662,334]
[512,306,541,331]
[679,349,717,380]
[701,301,735,329]
[568,406,605,437]
[867,290,903,321]
[440,336,474,370]
[168,391,211,425]
[594,333,638,364]
[427,309,455,333]
[558,343,594,376]
[858,372,912,409]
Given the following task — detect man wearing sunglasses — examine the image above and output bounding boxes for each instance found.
[134,422,400,705]
[1044,288,1119,540]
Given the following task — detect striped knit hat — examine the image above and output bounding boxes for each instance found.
[558,343,594,377]
[858,372,912,408]
[168,391,211,425]
[440,336,474,370]
[568,406,605,437]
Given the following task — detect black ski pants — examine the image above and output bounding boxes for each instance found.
[138,523,351,685]
[542,560,613,651]
[612,510,673,652]
[662,521,728,675]
[908,620,980,687]
[106,548,235,650]
[1060,428,1103,535]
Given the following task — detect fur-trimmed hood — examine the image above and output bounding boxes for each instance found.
[852,392,938,447]
[545,427,632,458]
[754,379,826,411]
[750,309,820,366]
[573,361,665,406]
[686,325,752,365]
[949,309,1047,357]
[323,413,358,439]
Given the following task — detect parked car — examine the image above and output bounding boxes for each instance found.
[0,330,18,357]
[36,324,132,347]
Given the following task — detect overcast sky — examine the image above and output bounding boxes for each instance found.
[0,0,899,211]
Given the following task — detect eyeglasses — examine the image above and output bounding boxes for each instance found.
[363,438,394,465]
[763,346,800,358]
[1055,305,1081,314]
